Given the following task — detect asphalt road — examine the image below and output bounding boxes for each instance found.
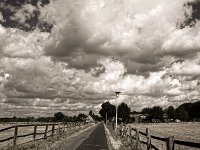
[59,123,109,150]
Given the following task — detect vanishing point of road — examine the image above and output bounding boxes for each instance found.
[59,123,109,150]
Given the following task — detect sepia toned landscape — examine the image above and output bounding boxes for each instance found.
[0,0,200,149]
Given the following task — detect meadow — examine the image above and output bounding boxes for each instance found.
[0,122,93,150]
[0,123,60,148]
[130,122,200,150]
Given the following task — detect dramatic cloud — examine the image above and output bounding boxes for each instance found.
[1,0,200,117]
[43,0,200,73]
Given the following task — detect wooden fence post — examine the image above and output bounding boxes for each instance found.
[135,128,139,149]
[130,127,134,149]
[122,124,125,137]
[63,122,65,132]
[58,123,61,135]
[118,124,121,136]
[66,123,68,131]
[167,136,174,150]
[33,125,37,141]
[13,125,18,146]
[124,125,127,140]
[129,125,132,143]
[51,123,55,137]
[44,124,48,139]
[146,128,151,150]
[126,126,129,138]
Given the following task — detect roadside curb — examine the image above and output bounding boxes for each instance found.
[104,124,115,150]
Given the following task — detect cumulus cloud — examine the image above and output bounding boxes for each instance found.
[168,60,200,76]
[1,29,49,58]
[42,0,200,74]
[1,0,200,117]
[162,21,200,57]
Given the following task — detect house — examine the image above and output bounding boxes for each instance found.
[163,113,172,123]
[129,113,148,123]
[85,115,95,123]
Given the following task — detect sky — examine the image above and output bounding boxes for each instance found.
[0,0,200,117]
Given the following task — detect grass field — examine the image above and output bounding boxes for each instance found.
[129,122,200,150]
[0,123,63,149]
[0,122,94,150]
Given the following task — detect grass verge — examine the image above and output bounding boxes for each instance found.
[3,124,93,150]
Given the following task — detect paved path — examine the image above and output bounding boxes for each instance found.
[59,123,109,150]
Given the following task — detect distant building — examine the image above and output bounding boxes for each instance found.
[163,113,172,123]
[85,115,95,123]
[129,113,148,123]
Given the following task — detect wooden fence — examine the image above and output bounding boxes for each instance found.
[0,122,85,147]
[119,124,200,150]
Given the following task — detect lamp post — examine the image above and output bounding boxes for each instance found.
[115,91,121,133]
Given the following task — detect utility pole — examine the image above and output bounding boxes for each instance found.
[115,92,121,133]
[106,113,107,125]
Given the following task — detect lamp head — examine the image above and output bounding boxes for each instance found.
[115,91,121,98]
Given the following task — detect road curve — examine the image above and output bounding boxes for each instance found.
[58,123,109,150]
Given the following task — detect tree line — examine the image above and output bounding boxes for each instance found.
[99,101,200,123]
[1,101,199,123]
[0,111,102,123]
[141,101,200,122]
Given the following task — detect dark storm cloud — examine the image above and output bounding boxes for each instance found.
[179,0,200,29]
[0,0,52,32]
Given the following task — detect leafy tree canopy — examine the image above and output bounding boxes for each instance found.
[99,102,115,120]
[54,112,65,121]
[166,106,175,119]
[118,102,130,123]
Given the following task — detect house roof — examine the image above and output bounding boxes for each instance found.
[85,115,95,122]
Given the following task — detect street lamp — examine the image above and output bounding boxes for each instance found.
[115,91,121,133]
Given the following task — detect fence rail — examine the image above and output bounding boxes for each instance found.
[0,122,87,147]
[119,124,200,150]
[0,126,15,132]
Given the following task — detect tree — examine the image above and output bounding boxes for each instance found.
[54,112,65,121]
[151,106,164,120]
[166,106,175,119]
[141,107,152,121]
[12,116,17,122]
[89,111,93,117]
[189,101,200,120]
[99,102,115,122]
[179,103,193,112]
[76,113,87,122]
[118,102,130,123]
[93,114,102,122]
[175,106,188,121]
[141,107,152,115]
[175,103,193,121]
